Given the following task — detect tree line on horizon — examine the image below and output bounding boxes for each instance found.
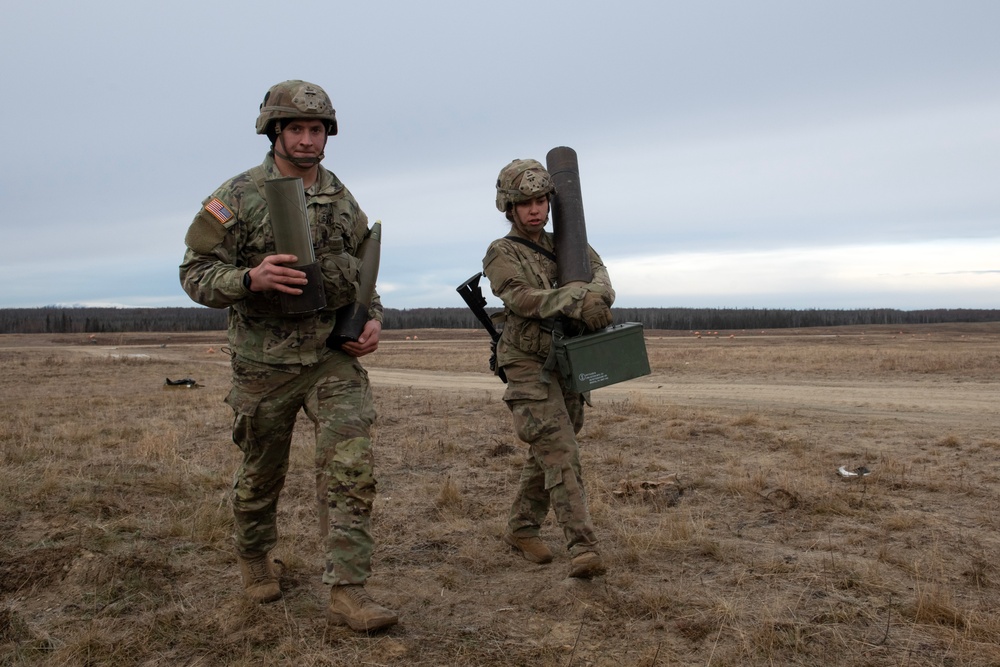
[1,306,998,335]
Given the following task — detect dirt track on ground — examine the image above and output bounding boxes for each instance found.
[367,368,1000,432]
[8,332,998,432]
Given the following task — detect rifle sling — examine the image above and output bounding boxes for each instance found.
[504,236,557,263]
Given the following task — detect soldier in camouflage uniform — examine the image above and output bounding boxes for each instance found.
[483,159,614,578]
[179,80,397,632]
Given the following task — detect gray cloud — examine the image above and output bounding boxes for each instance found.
[1,1,998,309]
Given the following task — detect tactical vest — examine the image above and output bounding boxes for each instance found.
[497,237,559,360]
[231,165,361,319]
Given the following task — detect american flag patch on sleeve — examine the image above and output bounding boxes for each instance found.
[205,198,234,224]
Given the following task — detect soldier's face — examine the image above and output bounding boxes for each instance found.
[279,120,328,158]
[512,196,549,240]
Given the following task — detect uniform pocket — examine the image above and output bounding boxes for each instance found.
[502,316,541,355]
[225,357,272,418]
[224,386,263,417]
[501,360,549,402]
[320,251,360,310]
[543,465,564,491]
[503,379,549,402]
[228,355,297,398]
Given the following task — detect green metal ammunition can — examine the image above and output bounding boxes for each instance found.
[553,322,651,392]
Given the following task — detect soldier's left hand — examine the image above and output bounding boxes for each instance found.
[341,319,381,357]
[580,292,613,330]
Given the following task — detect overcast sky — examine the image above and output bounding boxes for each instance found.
[2,1,998,311]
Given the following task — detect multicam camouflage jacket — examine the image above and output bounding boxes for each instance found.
[482,229,614,368]
[179,153,382,366]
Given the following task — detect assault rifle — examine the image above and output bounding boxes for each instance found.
[456,272,507,383]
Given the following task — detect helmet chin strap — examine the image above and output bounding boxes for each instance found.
[273,125,325,168]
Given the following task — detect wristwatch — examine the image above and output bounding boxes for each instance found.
[242,271,252,291]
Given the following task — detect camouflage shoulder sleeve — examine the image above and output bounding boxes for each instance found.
[482,243,500,272]
[179,174,253,308]
[482,239,519,293]
[185,195,240,254]
[184,167,263,255]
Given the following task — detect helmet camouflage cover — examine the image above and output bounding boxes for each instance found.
[495,158,555,212]
[256,80,338,136]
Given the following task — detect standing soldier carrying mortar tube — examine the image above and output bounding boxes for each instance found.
[481,152,615,578]
[178,79,397,632]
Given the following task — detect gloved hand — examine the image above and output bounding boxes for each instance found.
[580,292,612,330]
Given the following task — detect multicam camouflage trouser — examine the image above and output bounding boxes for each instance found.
[224,350,377,585]
[502,360,599,556]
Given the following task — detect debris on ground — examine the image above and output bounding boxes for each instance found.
[612,474,682,507]
[760,487,800,509]
[163,377,200,389]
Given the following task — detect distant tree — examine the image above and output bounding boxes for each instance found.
[0,306,996,334]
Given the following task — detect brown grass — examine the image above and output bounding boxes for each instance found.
[3,323,1000,665]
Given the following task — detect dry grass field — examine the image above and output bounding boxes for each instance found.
[2,323,1000,666]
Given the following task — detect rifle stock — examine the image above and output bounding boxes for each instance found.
[457,273,500,342]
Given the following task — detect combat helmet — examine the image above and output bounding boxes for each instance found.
[495,159,555,213]
[256,80,338,138]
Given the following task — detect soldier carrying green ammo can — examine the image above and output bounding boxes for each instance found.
[480,152,617,578]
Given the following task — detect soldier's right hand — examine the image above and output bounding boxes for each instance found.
[580,292,612,330]
[246,254,308,294]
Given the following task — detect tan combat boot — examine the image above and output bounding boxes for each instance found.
[569,551,607,579]
[503,532,554,564]
[328,585,398,632]
[237,552,282,603]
